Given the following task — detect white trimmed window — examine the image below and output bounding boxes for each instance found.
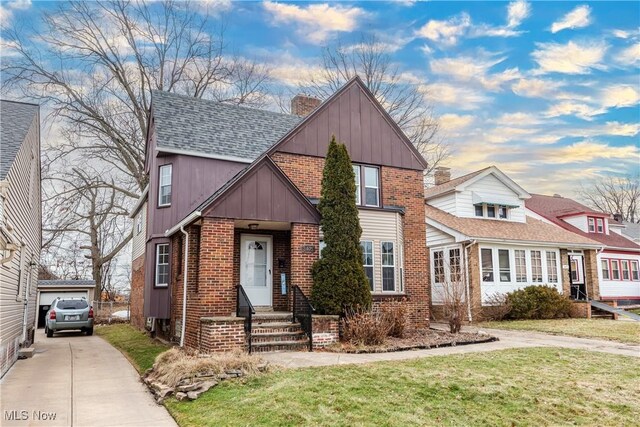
[136,213,143,235]
[531,250,543,282]
[631,261,639,281]
[361,241,374,291]
[611,260,620,280]
[353,166,361,205]
[155,243,170,287]
[16,247,25,298]
[449,248,461,282]
[596,218,604,233]
[621,260,630,280]
[381,241,395,291]
[515,250,527,282]
[481,248,494,282]
[588,217,595,232]
[158,164,172,207]
[498,249,511,282]
[546,251,558,283]
[601,259,610,280]
[433,250,445,283]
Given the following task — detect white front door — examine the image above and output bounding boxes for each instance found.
[240,234,272,307]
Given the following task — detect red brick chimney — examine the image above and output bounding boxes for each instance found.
[291,94,321,117]
[434,167,451,186]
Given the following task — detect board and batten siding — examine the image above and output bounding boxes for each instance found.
[0,113,41,378]
[131,201,147,262]
[457,174,526,222]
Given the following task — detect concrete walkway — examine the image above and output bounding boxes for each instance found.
[1,331,176,427]
[261,326,640,368]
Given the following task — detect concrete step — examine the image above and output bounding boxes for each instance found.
[251,340,310,353]
[251,331,308,344]
[252,312,293,323]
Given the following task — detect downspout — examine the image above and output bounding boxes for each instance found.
[179,226,189,347]
[463,240,476,323]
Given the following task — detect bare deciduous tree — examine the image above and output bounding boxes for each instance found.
[296,35,445,174]
[578,175,640,223]
[2,0,272,289]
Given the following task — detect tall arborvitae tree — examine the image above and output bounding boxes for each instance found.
[311,137,372,314]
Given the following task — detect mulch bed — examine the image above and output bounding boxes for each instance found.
[322,329,498,354]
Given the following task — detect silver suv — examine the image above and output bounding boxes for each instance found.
[45,298,94,337]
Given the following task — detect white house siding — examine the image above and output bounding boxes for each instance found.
[426,225,455,247]
[131,201,147,262]
[597,251,640,300]
[458,174,526,222]
[427,193,456,215]
[476,244,563,305]
[0,114,40,378]
[564,215,588,233]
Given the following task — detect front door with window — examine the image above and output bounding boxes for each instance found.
[569,254,586,300]
[240,235,272,307]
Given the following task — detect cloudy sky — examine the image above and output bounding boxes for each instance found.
[3,0,639,198]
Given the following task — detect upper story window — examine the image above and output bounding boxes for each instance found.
[158,164,172,207]
[587,216,605,233]
[353,164,380,207]
[136,213,143,235]
[475,204,508,220]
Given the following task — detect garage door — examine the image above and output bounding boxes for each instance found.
[39,291,89,305]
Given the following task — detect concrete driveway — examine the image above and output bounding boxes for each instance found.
[1,331,176,427]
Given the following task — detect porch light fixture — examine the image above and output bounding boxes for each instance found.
[248,223,259,230]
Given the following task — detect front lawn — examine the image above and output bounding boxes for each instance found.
[95,324,170,372]
[165,348,639,426]
[480,319,640,344]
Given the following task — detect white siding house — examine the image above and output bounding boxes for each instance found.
[0,100,41,378]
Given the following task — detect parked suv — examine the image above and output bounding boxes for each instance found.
[45,298,94,337]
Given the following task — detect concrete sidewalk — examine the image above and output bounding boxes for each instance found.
[1,331,176,427]
[261,326,640,368]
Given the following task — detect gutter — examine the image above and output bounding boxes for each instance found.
[165,211,201,237]
[179,226,189,347]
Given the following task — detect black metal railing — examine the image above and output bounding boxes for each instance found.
[236,285,255,353]
[292,285,314,352]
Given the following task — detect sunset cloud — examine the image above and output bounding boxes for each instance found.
[551,5,592,33]
[532,40,607,74]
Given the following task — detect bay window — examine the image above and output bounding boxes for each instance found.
[498,249,510,282]
[361,241,374,291]
[155,243,170,287]
[515,250,527,282]
[381,242,395,291]
[531,250,543,282]
[481,248,494,282]
[546,251,558,283]
[158,164,172,207]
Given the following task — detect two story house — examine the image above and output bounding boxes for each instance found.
[0,100,41,377]
[425,166,601,321]
[526,194,640,305]
[130,77,429,352]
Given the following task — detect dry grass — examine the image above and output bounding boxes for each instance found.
[148,348,267,387]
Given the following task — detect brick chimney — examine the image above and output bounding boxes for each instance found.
[291,94,321,117]
[434,167,451,186]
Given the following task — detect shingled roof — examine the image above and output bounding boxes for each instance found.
[426,204,601,247]
[424,167,490,199]
[0,100,39,180]
[526,194,640,250]
[151,91,301,161]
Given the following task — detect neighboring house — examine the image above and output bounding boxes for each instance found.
[129,186,147,330]
[526,194,640,304]
[131,77,429,352]
[425,166,602,320]
[36,280,96,329]
[620,221,640,244]
[0,100,41,377]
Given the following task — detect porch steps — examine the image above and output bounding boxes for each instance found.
[250,312,310,352]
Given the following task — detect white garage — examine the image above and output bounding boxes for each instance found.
[36,280,96,329]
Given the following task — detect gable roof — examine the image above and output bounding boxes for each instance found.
[0,100,39,180]
[424,166,530,200]
[151,90,301,162]
[426,205,601,247]
[526,194,640,250]
[267,76,428,171]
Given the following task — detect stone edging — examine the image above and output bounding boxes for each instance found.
[324,336,499,354]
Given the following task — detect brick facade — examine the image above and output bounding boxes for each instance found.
[290,223,320,299]
[583,249,600,300]
[130,255,146,330]
[311,315,340,348]
[199,317,246,353]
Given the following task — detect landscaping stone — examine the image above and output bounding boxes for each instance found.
[177,382,201,392]
[175,392,188,401]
